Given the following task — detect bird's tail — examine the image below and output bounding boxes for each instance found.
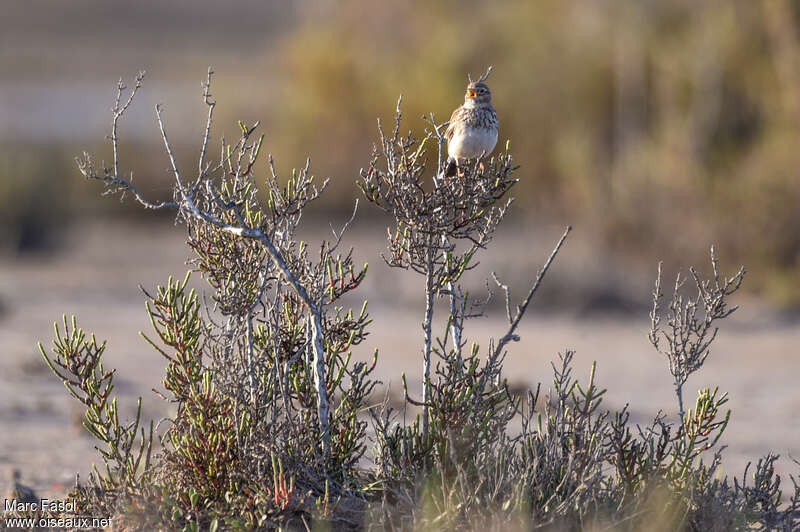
[444,157,457,178]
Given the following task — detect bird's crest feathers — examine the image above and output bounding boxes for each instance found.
[468,66,493,85]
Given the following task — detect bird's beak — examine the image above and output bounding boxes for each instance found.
[467,89,477,99]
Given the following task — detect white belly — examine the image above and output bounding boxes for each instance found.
[448,128,498,160]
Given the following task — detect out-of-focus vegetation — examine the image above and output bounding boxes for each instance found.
[2,0,800,303]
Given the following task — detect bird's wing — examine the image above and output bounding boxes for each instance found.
[445,107,461,141]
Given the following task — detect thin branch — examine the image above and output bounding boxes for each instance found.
[490,226,571,363]
[198,67,216,180]
[111,71,145,180]
[155,104,186,193]
[329,199,359,254]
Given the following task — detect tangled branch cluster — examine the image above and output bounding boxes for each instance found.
[359,99,516,282]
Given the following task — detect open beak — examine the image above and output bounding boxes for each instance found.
[467,89,477,99]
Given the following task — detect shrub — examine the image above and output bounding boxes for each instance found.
[26,70,800,530]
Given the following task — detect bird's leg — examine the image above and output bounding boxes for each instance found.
[477,151,489,175]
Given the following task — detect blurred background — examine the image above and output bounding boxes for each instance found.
[3,0,800,303]
[1,0,800,497]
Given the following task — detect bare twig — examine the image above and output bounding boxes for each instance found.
[491,226,571,363]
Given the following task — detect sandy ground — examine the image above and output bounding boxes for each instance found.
[1,218,799,499]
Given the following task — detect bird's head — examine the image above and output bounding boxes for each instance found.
[464,81,492,107]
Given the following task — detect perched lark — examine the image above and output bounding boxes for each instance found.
[445,67,499,177]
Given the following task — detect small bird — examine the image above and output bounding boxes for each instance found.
[445,67,499,177]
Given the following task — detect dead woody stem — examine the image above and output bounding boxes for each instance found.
[649,245,745,421]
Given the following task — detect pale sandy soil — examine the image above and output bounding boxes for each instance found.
[1,218,798,499]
